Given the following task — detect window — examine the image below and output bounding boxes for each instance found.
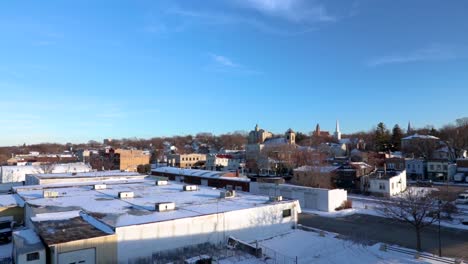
[379,183,385,190]
[282,209,292,218]
[27,252,40,261]
[430,165,434,170]
[443,165,448,170]
[391,183,394,190]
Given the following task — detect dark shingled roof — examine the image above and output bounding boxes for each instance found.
[34,216,111,245]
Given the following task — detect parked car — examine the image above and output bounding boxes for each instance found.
[456,193,468,204]
[415,180,433,187]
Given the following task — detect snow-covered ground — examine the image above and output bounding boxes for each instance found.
[219,230,458,264]
[302,192,468,231]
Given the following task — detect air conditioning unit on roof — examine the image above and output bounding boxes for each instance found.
[183,185,198,191]
[118,191,134,199]
[155,202,175,212]
[220,190,236,198]
[155,180,168,186]
[93,184,106,190]
[269,196,283,202]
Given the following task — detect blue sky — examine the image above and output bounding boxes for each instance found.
[1,0,467,146]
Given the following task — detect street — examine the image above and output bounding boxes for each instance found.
[299,213,468,261]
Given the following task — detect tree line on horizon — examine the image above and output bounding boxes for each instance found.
[1,117,467,165]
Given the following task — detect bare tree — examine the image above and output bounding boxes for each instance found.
[39,163,56,174]
[377,188,440,252]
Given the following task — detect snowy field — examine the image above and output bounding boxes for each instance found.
[302,187,468,231]
[219,229,457,264]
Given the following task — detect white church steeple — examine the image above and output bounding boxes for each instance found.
[334,120,342,140]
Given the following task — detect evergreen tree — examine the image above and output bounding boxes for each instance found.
[391,124,404,151]
[375,122,390,151]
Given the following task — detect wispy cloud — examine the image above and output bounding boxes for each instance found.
[164,0,338,36]
[205,53,262,75]
[234,0,336,23]
[368,44,464,67]
[209,53,239,67]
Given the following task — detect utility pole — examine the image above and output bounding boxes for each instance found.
[438,199,442,257]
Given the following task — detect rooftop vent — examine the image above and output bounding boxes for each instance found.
[93,184,107,190]
[220,190,236,199]
[183,185,198,191]
[269,196,283,202]
[118,191,134,199]
[155,180,168,186]
[155,202,176,212]
[43,191,59,198]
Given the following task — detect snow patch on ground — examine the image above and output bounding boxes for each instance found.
[257,230,453,264]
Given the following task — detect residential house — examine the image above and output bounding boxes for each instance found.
[384,157,406,171]
[335,162,374,192]
[166,153,206,169]
[206,154,242,171]
[364,170,407,197]
[405,158,426,180]
[427,160,457,181]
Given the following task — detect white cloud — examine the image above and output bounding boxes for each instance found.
[368,44,461,67]
[209,53,238,67]
[166,0,337,36]
[234,0,336,23]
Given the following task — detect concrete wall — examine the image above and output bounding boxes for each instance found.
[115,201,299,263]
[0,206,24,224]
[50,234,118,264]
[249,182,347,212]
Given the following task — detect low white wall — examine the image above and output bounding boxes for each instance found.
[249,182,347,212]
[115,201,299,263]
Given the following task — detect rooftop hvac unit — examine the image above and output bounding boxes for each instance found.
[183,185,198,191]
[43,191,59,198]
[118,191,134,199]
[155,202,176,212]
[93,184,107,190]
[220,190,236,198]
[155,180,168,186]
[269,196,283,202]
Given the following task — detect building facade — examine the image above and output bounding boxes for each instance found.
[166,153,206,169]
[114,149,151,172]
[292,166,339,189]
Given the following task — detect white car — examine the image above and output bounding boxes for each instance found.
[456,193,468,204]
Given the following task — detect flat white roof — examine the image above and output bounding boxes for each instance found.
[0,194,24,208]
[152,167,250,182]
[15,180,290,228]
[29,170,142,179]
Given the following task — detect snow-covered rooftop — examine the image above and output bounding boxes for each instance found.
[152,167,250,182]
[294,166,339,173]
[30,170,141,179]
[402,134,439,140]
[0,194,24,208]
[15,180,290,228]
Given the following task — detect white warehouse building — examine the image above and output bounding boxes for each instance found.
[14,179,300,263]
[0,162,92,183]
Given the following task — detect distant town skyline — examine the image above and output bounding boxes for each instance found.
[1,0,467,146]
